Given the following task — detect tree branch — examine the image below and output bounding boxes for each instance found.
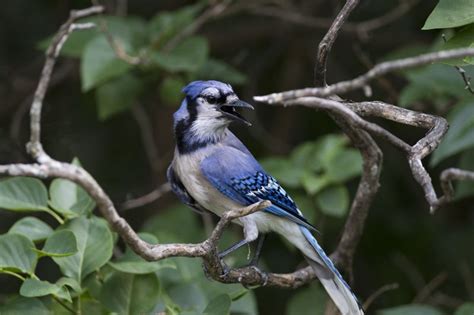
[255,47,474,104]
[314,0,359,86]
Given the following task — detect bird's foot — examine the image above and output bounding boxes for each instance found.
[202,259,231,281]
[242,265,268,288]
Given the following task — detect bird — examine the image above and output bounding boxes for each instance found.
[167,80,364,315]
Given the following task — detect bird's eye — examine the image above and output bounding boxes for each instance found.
[206,96,217,104]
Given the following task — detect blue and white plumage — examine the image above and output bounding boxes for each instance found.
[168,80,363,315]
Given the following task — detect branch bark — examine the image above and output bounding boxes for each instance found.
[255,47,474,104]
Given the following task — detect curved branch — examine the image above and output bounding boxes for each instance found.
[314,0,359,86]
[255,47,474,104]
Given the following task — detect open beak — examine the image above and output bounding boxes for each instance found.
[218,100,254,126]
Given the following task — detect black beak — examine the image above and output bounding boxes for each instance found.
[218,100,254,126]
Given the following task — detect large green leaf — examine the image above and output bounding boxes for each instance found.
[8,217,53,242]
[49,178,95,219]
[431,100,474,165]
[20,278,71,302]
[0,177,49,211]
[0,297,50,315]
[325,148,362,182]
[195,59,247,85]
[0,234,37,275]
[81,36,133,91]
[316,185,349,218]
[52,216,113,283]
[301,174,330,195]
[168,282,207,312]
[377,304,444,315]
[423,0,474,30]
[151,36,209,73]
[455,303,474,315]
[95,73,143,120]
[287,284,327,315]
[99,271,160,315]
[203,294,231,315]
[109,233,175,274]
[36,230,77,257]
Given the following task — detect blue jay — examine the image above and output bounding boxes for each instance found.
[167,80,363,315]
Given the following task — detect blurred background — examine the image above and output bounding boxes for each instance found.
[1,0,474,314]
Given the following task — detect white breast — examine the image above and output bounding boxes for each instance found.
[172,145,243,217]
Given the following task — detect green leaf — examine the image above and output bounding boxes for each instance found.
[95,73,143,120]
[316,135,349,168]
[109,233,175,274]
[0,177,49,211]
[151,36,209,73]
[56,277,81,294]
[203,294,231,315]
[301,174,330,195]
[431,100,474,165]
[442,25,474,65]
[8,217,53,242]
[195,59,247,85]
[35,230,77,257]
[160,76,185,106]
[52,216,113,283]
[423,0,474,30]
[377,304,444,315]
[0,297,50,315]
[260,157,306,188]
[455,303,474,315]
[316,185,349,218]
[399,65,474,106]
[168,282,207,312]
[99,271,160,315]
[49,179,95,219]
[81,36,133,91]
[148,4,203,47]
[0,234,37,274]
[20,278,71,302]
[287,284,327,315]
[325,148,363,182]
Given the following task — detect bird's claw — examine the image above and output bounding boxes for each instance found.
[242,265,268,288]
[202,259,231,281]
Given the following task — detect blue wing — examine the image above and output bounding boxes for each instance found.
[200,145,317,232]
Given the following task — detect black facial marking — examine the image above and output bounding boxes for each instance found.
[174,97,220,154]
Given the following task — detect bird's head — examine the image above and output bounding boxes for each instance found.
[173,80,253,153]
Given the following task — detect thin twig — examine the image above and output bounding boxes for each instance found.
[121,183,171,211]
[163,0,232,52]
[91,0,142,65]
[413,273,448,303]
[131,103,163,175]
[441,34,474,94]
[314,0,359,86]
[363,283,399,310]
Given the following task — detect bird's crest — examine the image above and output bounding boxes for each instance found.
[182,80,233,100]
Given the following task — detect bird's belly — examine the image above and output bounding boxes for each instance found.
[173,151,242,216]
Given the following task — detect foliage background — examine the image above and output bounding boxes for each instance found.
[0,0,474,314]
